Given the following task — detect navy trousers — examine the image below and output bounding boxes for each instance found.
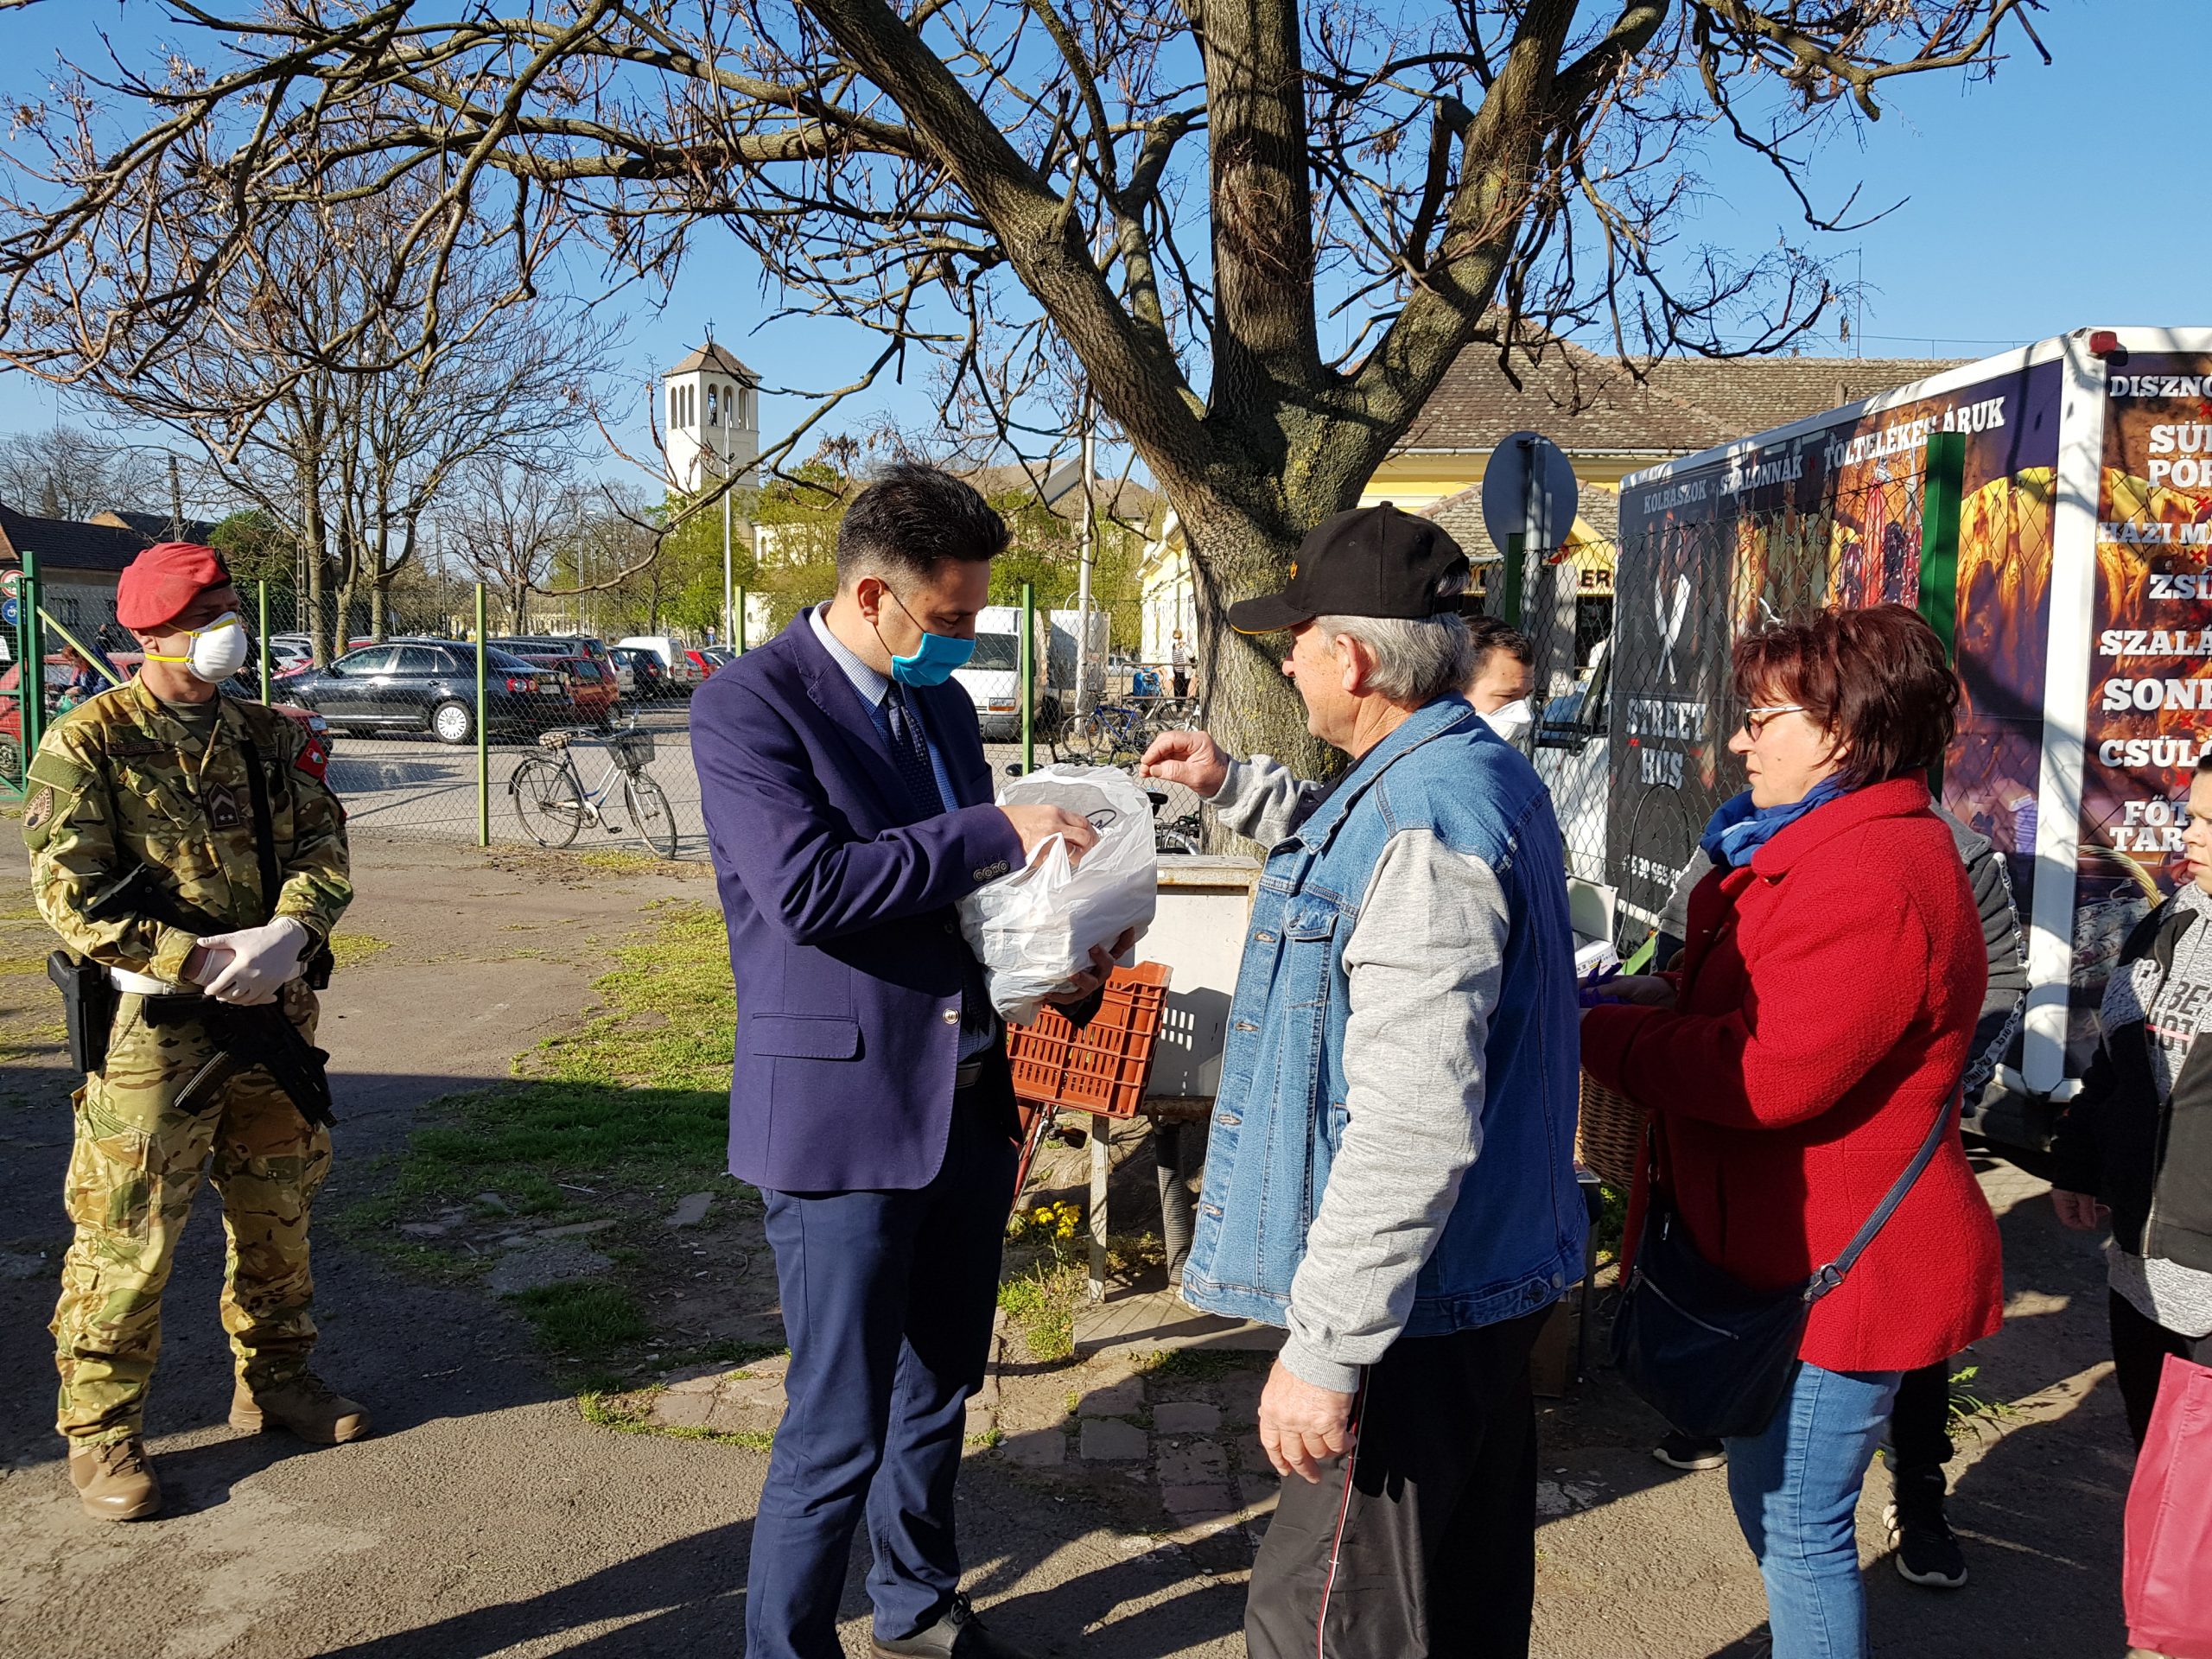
[743,1095,1016,1659]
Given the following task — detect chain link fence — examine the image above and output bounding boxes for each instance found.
[7,567,703,858]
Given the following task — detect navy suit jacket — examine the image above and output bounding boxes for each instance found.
[690,611,1026,1192]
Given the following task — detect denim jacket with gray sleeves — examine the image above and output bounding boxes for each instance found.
[1179,696,1587,1389]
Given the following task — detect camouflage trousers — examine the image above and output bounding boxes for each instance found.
[53,983,331,1444]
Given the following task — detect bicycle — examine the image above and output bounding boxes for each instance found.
[508,722,681,858]
[1068,700,1161,765]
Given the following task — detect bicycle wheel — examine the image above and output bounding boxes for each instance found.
[622,770,681,860]
[511,755,587,849]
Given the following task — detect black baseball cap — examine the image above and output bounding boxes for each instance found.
[1227,504,1471,635]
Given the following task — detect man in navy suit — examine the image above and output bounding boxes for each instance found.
[692,464,1126,1659]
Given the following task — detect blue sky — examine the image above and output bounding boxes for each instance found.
[0,0,2199,486]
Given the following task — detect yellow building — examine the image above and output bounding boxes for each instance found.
[1139,340,1961,662]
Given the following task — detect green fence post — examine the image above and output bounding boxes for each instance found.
[1019,580,1035,774]
[734,585,747,654]
[257,579,271,703]
[19,547,41,765]
[1502,532,1525,628]
[1918,432,1965,667]
[1918,430,1966,801]
[474,582,490,848]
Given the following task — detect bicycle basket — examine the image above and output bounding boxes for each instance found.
[608,728,654,771]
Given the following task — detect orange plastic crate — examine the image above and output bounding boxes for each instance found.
[1006,960,1171,1118]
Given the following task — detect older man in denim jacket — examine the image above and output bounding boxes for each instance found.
[1141,505,1586,1659]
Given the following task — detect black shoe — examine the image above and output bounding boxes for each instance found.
[1652,1431,1727,1471]
[874,1592,1035,1659]
[1890,1503,1968,1588]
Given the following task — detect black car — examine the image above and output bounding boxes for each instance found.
[608,645,674,702]
[275,639,568,744]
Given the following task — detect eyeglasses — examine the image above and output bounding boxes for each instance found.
[1741,703,1808,740]
[1740,703,1808,741]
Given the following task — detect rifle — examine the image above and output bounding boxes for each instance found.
[81,863,336,1128]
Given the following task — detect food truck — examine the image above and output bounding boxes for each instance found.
[1598,326,2212,1148]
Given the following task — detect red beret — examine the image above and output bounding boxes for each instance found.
[116,541,230,630]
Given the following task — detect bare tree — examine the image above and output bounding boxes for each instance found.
[0,425,160,520]
[0,156,612,660]
[0,0,2049,761]
[448,459,582,632]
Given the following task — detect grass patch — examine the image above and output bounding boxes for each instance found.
[330,933,393,969]
[507,1281,652,1357]
[997,1262,1083,1363]
[351,902,734,1224]
[1139,1347,1267,1382]
[1945,1365,2020,1438]
[578,1389,775,1451]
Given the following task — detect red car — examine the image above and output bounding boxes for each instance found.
[491,637,621,728]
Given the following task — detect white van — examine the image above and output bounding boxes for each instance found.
[614,635,703,689]
[953,607,1057,740]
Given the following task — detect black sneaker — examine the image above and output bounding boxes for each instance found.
[874,1592,1035,1659]
[1652,1431,1727,1471]
[1892,1508,1968,1588]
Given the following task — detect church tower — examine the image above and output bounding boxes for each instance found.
[664,339,760,496]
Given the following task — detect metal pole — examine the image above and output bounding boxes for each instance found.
[1919,430,1967,802]
[19,546,41,762]
[1019,580,1035,774]
[168,454,185,542]
[734,584,747,653]
[1502,533,1525,628]
[721,487,734,650]
[257,580,270,703]
[475,582,490,848]
[1076,403,1096,713]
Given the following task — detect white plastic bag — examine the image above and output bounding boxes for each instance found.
[958,764,1158,1024]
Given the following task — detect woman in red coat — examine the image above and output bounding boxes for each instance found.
[1583,605,2004,1659]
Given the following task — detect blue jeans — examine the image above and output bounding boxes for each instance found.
[1725,1363,1903,1659]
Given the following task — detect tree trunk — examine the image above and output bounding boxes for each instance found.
[305,501,330,667]
[369,580,386,641]
[1181,508,1338,848]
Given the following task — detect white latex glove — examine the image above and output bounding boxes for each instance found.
[198,917,311,1006]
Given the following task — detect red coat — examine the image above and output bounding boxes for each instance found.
[1582,777,2005,1373]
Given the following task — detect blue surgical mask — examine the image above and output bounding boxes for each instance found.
[880,591,976,687]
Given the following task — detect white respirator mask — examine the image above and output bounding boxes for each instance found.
[1479,697,1535,746]
[146,612,251,684]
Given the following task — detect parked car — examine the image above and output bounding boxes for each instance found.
[491,637,620,728]
[953,606,1059,741]
[267,638,315,676]
[276,640,565,744]
[615,635,704,693]
[608,645,671,702]
[683,645,738,682]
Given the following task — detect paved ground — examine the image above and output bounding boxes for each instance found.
[0,819,2148,1658]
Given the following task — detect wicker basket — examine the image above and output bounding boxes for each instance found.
[1576,1072,1647,1192]
[608,727,655,771]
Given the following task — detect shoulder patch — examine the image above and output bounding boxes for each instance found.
[295,734,330,781]
[22,785,54,833]
[25,747,93,797]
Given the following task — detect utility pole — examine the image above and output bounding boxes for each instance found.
[1075,391,1096,714]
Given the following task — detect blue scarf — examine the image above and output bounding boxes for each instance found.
[1699,777,1851,870]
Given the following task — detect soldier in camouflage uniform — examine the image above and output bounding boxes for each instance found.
[23,542,364,1522]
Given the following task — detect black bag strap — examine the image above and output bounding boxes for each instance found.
[235,728,283,925]
[1805,1090,1958,1304]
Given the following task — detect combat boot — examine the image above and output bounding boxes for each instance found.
[230,1372,370,1445]
[67,1436,162,1522]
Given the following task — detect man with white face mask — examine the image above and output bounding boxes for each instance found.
[1464,615,1537,746]
[22,541,360,1522]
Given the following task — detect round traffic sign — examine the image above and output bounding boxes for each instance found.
[0,569,19,599]
[0,595,16,627]
[1481,430,1579,556]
